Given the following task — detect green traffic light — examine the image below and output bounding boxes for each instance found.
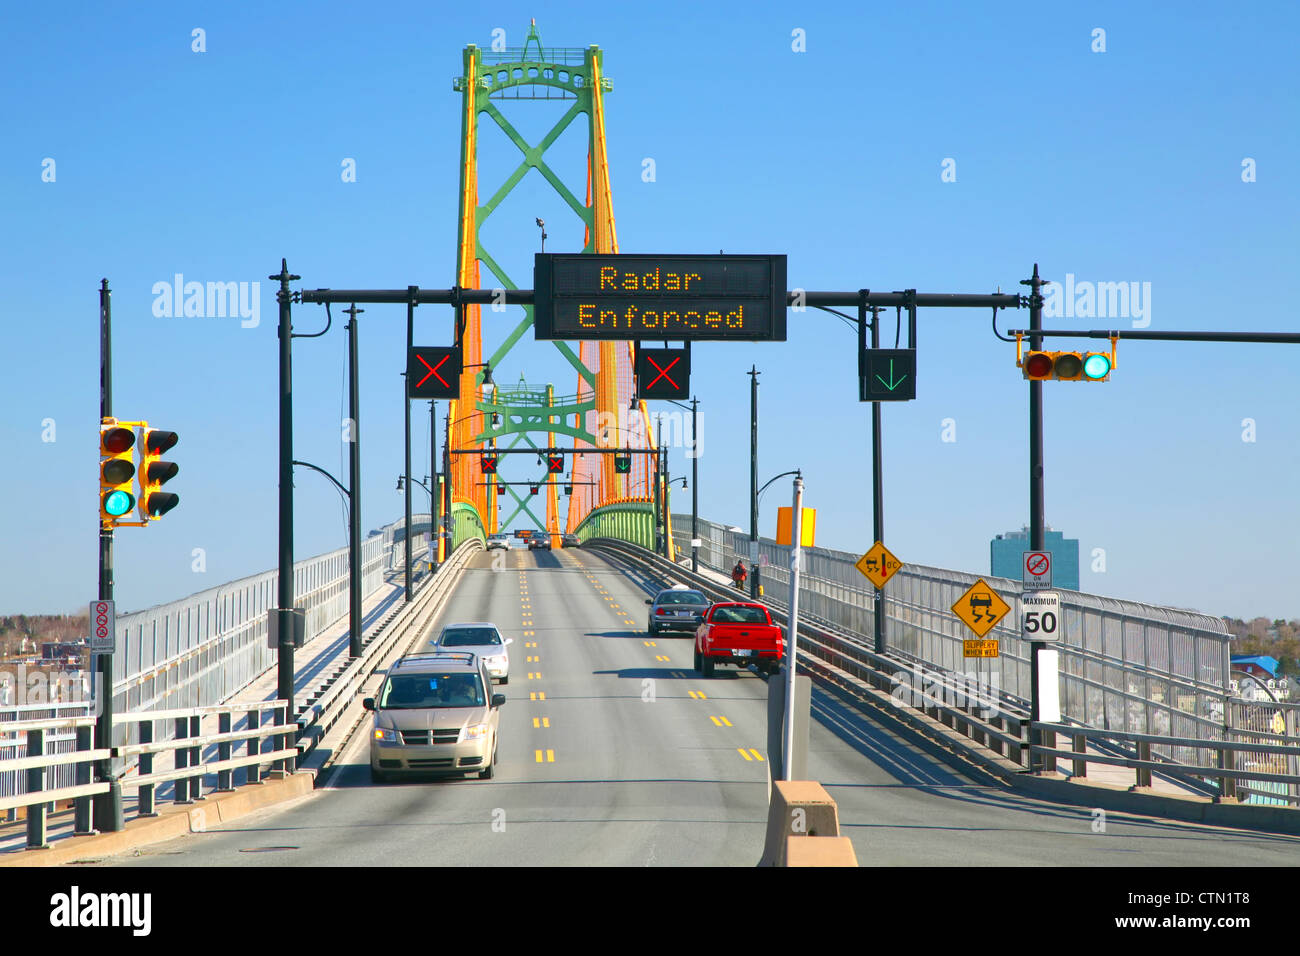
[104,489,134,517]
[1082,353,1112,379]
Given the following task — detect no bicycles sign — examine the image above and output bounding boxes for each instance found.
[88,599,115,653]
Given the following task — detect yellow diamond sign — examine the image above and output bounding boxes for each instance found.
[952,579,1010,638]
[855,541,903,589]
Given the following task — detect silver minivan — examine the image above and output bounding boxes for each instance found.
[364,652,505,783]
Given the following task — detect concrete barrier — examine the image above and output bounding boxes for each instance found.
[760,780,851,867]
[786,836,858,867]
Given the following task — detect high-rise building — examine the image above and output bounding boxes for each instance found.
[990,526,1080,591]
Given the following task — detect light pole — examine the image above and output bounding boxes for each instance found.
[748,366,760,597]
[659,396,699,570]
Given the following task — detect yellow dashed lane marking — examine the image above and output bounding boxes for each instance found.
[655,655,670,662]
[709,715,733,727]
[736,748,764,762]
[525,641,537,647]
[643,641,657,647]
[528,672,542,680]
[529,692,547,701]
[689,691,706,700]
[534,749,555,763]
[523,630,535,636]
[532,717,551,729]
[527,655,539,662]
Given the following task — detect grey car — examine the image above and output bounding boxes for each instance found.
[645,586,711,636]
[430,621,512,684]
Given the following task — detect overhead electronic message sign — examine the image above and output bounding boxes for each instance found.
[533,254,787,341]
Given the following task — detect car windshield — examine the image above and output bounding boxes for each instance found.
[379,673,485,708]
[658,591,707,605]
[440,628,501,647]
[710,606,768,624]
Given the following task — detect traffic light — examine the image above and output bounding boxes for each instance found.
[546,454,564,474]
[496,484,506,496]
[100,423,137,523]
[480,455,498,474]
[563,484,572,495]
[1021,349,1113,382]
[529,484,539,496]
[614,455,631,474]
[137,429,180,518]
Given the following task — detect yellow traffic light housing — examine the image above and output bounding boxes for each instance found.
[99,422,137,525]
[137,429,180,519]
[1016,335,1116,382]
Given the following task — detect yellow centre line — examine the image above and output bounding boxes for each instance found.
[529,692,547,701]
[534,749,555,763]
[531,716,551,729]
[689,690,707,700]
[708,715,733,727]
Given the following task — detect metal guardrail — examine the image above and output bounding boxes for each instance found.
[595,537,1300,808]
[0,699,293,850]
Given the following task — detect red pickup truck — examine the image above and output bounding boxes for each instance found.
[693,602,785,677]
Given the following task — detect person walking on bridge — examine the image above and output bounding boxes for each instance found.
[731,559,748,590]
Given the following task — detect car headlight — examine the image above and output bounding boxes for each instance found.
[485,654,507,666]
[461,723,489,742]
[373,726,400,744]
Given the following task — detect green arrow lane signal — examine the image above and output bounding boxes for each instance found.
[874,360,909,391]
[859,348,917,402]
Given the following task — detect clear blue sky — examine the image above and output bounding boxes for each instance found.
[2,1,1297,621]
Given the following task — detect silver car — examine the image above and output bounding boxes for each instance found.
[430,622,512,684]
[645,586,711,636]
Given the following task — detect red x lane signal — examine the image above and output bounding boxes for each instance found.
[407,346,462,399]
[635,347,691,401]
[480,455,498,474]
[547,455,564,474]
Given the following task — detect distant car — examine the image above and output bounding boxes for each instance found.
[528,536,552,551]
[364,651,505,783]
[430,622,512,684]
[645,587,711,636]
[486,533,510,551]
[562,533,581,548]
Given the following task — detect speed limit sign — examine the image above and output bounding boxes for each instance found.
[1020,591,1060,643]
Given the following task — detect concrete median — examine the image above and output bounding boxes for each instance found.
[759,780,854,867]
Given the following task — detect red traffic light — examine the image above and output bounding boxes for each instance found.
[101,426,135,454]
[529,484,539,496]
[1023,352,1054,380]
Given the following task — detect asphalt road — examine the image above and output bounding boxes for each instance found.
[102,547,1300,866]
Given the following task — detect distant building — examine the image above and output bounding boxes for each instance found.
[1231,655,1279,681]
[990,526,1080,591]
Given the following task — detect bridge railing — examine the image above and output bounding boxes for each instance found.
[673,515,1238,764]
[0,700,294,850]
[575,498,656,551]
